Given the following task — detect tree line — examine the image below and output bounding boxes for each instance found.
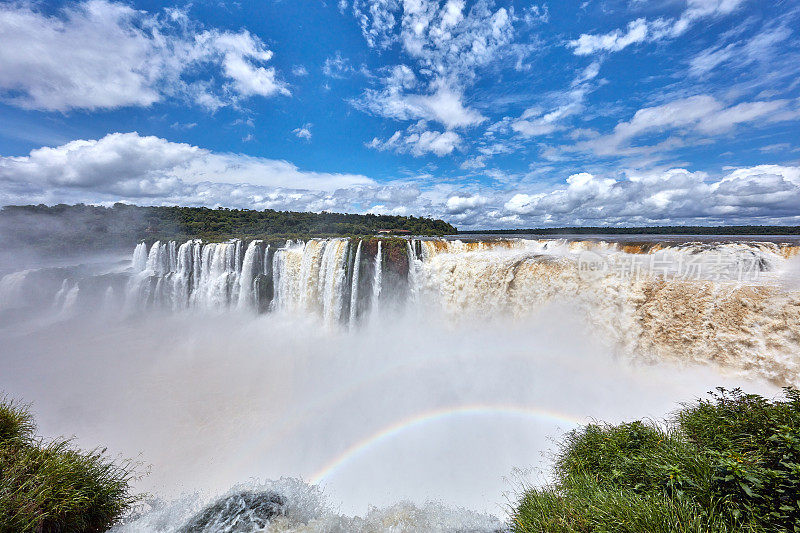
[0,203,457,254]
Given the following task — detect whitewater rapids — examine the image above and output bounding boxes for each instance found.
[0,236,797,531]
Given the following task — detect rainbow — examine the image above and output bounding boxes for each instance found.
[308,404,587,485]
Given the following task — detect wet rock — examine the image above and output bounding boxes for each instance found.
[177,490,285,533]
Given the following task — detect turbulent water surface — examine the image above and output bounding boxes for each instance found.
[1,236,798,531]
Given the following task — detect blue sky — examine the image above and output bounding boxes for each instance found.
[0,0,798,228]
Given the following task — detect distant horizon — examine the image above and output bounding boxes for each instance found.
[459,225,800,234]
[4,202,800,236]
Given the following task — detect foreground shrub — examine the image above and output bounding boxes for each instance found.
[0,395,138,532]
[512,388,800,533]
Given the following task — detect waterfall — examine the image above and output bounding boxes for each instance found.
[349,240,362,328]
[371,240,382,318]
[238,240,262,310]
[112,236,800,385]
[272,240,311,312]
[60,284,80,313]
[299,240,325,311]
[271,248,287,311]
[319,239,349,325]
[167,241,178,273]
[171,240,196,310]
[263,245,271,276]
[132,242,148,272]
[406,239,418,302]
[192,241,240,308]
[269,239,352,322]
[146,241,167,274]
[53,279,72,309]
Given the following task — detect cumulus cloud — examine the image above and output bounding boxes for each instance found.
[359,73,485,129]
[569,0,746,56]
[445,194,488,214]
[3,134,800,229]
[366,204,409,215]
[0,0,288,111]
[367,122,461,156]
[502,165,800,226]
[0,133,372,201]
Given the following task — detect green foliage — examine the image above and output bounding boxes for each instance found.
[512,388,800,533]
[0,395,138,533]
[0,397,34,443]
[0,203,457,255]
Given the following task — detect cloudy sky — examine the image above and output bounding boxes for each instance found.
[0,0,798,228]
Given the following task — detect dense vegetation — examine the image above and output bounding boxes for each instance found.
[0,204,457,255]
[0,396,137,533]
[462,225,800,235]
[512,388,800,532]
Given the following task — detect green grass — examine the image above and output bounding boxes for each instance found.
[0,395,139,533]
[512,388,800,533]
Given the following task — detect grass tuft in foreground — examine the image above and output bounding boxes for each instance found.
[512,387,800,532]
[0,395,139,533]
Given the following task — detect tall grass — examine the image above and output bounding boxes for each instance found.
[512,388,800,533]
[0,395,139,533]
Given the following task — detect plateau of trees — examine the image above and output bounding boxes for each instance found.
[0,204,457,254]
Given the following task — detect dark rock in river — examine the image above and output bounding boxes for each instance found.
[177,490,285,532]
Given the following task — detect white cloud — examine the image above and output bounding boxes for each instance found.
[197,30,290,100]
[351,0,401,49]
[569,0,746,56]
[323,52,354,78]
[689,24,793,77]
[460,156,486,170]
[569,95,799,158]
[759,143,791,153]
[3,132,800,228]
[446,194,488,214]
[570,18,649,56]
[689,44,736,77]
[366,204,409,216]
[522,5,549,25]
[501,165,800,225]
[511,110,565,137]
[351,1,515,129]
[0,133,372,199]
[509,62,599,138]
[368,122,461,156]
[0,0,288,111]
[292,65,309,76]
[293,124,313,140]
[359,75,485,129]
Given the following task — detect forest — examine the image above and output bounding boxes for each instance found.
[0,204,457,254]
